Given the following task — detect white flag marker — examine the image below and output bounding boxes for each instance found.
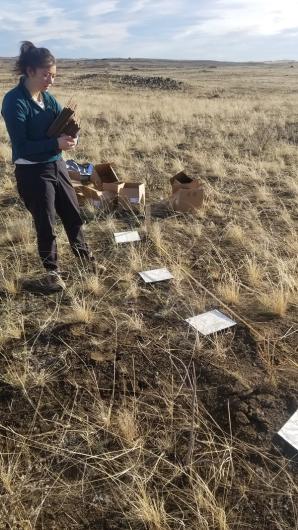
[114,231,141,244]
[138,267,173,283]
[278,410,298,451]
[185,309,236,336]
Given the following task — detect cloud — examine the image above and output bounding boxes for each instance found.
[0,0,129,48]
[86,1,119,17]
[0,0,297,60]
[177,0,298,38]
[0,0,187,53]
[0,1,77,39]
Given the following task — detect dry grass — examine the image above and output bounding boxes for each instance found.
[69,295,95,323]
[258,284,290,317]
[0,59,297,529]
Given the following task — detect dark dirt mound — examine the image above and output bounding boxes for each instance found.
[114,74,185,90]
[73,72,185,91]
[75,73,103,81]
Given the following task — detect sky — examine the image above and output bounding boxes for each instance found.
[0,0,298,61]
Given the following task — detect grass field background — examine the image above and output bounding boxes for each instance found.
[0,59,297,529]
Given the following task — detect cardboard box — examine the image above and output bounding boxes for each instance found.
[92,163,119,190]
[90,169,102,190]
[118,182,146,212]
[102,181,125,194]
[71,182,100,200]
[94,163,119,182]
[71,182,93,206]
[71,181,116,209]
[169,171,203,212]
[66,160,98,184]
[71,181,84,191]
[75,190,86,206]
[93,190,117,210]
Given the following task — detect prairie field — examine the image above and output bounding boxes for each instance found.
[0,58,297,529]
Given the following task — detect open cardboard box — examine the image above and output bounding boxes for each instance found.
[66,161,97,184]
[102,181,125,194]
[71,181,116,209]
[92,190,117,210]
[91,163,119,190]
[67,167,100,185]
[169,171,203,212]
[71,181,101,199]
[118,182,146,212]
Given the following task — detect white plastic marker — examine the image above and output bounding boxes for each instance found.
[186,309,236,336]
[278,410,298,451]
[139,267,173,283]
[114,231,141,244]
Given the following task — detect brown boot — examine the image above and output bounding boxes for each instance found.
[79,253,106,275]
[46,270,67,291]
[22,270,67,293]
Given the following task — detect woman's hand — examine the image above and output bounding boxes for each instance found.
[57,135,77,151]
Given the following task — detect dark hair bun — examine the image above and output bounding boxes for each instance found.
[20,41,36,54]
[13,41,55,76]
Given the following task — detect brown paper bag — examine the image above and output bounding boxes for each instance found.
[170,171,202,192]
[169,171,203,212]
[170,187,203,212]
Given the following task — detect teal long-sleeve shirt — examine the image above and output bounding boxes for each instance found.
[1,75,63,164]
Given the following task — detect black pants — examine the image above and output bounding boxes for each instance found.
[14,158,93,271]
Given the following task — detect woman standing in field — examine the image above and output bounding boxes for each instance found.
[1,41,100,292]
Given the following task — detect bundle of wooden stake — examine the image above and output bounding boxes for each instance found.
[47,99,80,138]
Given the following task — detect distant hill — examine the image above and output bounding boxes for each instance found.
[1,57,297,67]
